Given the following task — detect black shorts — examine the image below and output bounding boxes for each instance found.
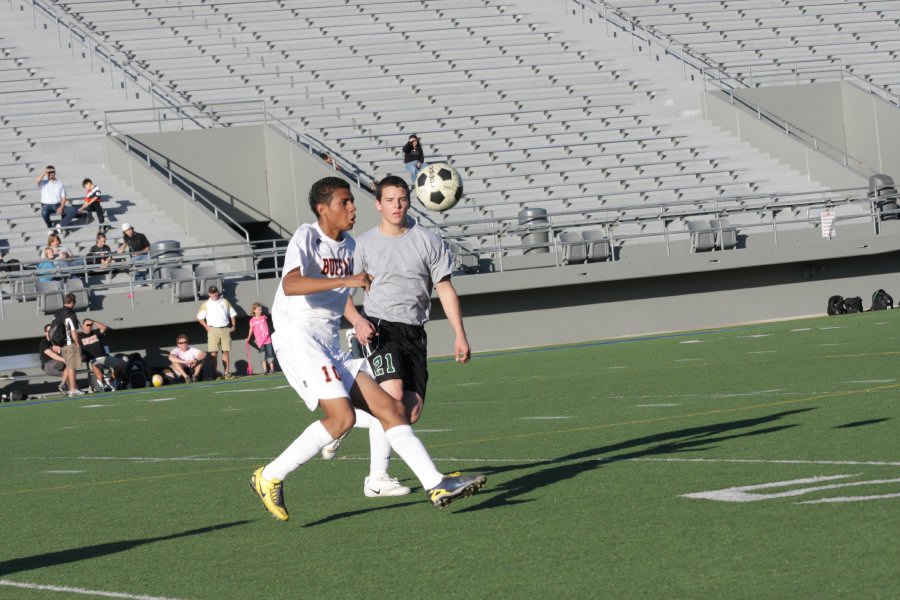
[365,317,428,399]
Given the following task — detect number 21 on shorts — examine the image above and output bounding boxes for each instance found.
[321,364,342,383]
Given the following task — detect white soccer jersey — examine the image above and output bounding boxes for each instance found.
[272,223,355,349]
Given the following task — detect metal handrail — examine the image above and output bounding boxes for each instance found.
[3,190,896,315]
[105,125,255,241]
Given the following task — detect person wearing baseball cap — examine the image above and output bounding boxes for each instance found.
[116,222,151,281]
[197,285,237,379]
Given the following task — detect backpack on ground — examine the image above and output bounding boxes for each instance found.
[843,297,864,313]
[827,295,846,316]
[871,289,894,311]
[125,353,148,389]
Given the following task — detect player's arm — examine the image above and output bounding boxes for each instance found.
[344,297,376,343]
[435,277,470,363]
[280,267,371,296]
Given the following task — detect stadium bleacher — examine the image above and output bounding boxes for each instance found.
[3,0,900,380]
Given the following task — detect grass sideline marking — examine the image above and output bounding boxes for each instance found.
[0,579,186,600]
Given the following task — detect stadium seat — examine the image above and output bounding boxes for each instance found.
[167,267,198,303]
[582,229,612,262]
[710,219,738,250]
[688,220,716,253]
[194,265,224,298]
[35,280,63,315]
[63,278,90,312]
[559,230,588,265]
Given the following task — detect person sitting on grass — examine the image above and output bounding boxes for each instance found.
[168,334,207,383]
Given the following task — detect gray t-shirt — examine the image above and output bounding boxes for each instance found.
[354,220,453,326]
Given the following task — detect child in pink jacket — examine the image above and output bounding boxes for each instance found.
[246,303,276,375]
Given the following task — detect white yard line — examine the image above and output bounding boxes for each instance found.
[0,579,187,600]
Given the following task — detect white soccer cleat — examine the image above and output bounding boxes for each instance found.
[320,430,350,460]
[364,474,412,497]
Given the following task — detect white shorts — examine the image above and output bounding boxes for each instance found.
[275,330,372,411]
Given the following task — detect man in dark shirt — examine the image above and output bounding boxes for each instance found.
[38,323,66,393]
[116,222,151,282]
[79,318,125,392]
[50,294,83,396]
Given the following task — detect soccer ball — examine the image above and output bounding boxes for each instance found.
[151,374,164,388]
[415,162,463,212]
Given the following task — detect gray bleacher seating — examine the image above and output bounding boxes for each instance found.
[35,280,63,314]
[167,267,198,303]
[710,219,738,250]
[64,277,90,311]
[688,220,716,253]
[582,229,612,262]
[194,265,223,298]
[559,230,588,265]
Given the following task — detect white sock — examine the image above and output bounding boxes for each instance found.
[352,410,392,478]
[385,425,442,490]
[263,420,334,481]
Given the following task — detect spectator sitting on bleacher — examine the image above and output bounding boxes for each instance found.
[79,318,125,392]
[38,323,66,393]
[77,178,109,234]
[116,223,151,282]
[36,165,77,237]
[86,231,113,274]
[168,334,207,383]
[36,247,57,282]
[48,233,83,279]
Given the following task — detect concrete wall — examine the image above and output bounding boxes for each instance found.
[703,90,866,189]
[127,125,382,236]
[261,127,382,234]
[707,82,900,186]
[104,137,248,246]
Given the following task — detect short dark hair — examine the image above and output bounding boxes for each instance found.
[375,175,410,201]
[308,177,351,217]
[82,178,93,186]
[44,323,52,333]
[64,293,76,305]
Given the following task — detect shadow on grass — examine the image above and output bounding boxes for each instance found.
[835,417,891,428]
[0,520,251,576]
[455,408,815,513]
[303,500,422,528]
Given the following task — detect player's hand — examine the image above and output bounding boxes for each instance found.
[354,319,376,345]
[455,336,471,364]
[343,272,372,291]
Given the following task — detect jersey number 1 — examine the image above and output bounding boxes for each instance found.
[321,365,342,383]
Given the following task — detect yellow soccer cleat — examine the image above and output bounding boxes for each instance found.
[249,466,289,521]
[427,472,487,508]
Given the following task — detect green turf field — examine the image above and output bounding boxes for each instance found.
[1,311,899,599]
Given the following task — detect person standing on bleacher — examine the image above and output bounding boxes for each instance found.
[36,165,77,236]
